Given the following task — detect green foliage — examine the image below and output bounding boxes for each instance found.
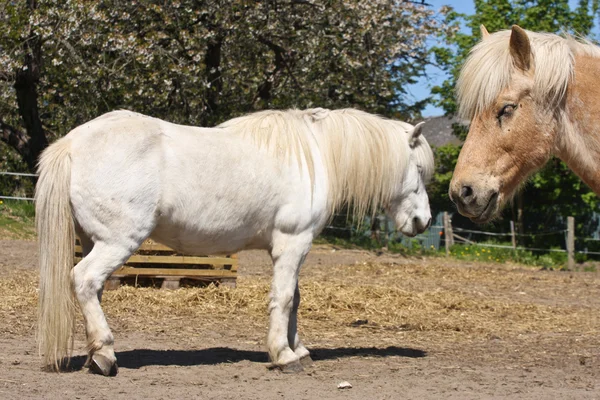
[427,143,461,212]
[0,149,34,198]
[522,158,600,248]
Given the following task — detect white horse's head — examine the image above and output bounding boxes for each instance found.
[385,122,434,237]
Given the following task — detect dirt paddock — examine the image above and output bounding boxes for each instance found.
[0,239,599,399]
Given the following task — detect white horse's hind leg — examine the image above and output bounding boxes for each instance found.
[74,231,96,369]
[268,232,312,372]
[71,241,139,376]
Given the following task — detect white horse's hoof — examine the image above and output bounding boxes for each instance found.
[279,360,304,373]
[299,355,313,367]
[90,354,118,376]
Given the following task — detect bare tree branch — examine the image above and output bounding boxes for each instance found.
[256,36,302,93]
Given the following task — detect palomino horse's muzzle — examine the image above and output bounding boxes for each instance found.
[449,180,499,224]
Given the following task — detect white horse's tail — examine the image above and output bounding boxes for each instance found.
[35,137,76,371]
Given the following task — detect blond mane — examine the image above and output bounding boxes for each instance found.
[219,108,433,221]
[457,29,600,121]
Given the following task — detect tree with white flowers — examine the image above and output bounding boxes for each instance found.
[0,0,450,174]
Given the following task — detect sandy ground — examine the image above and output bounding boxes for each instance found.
[0,240,599,399]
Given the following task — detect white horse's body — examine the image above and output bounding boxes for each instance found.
[36,108,434,375]
[72,111,327,255]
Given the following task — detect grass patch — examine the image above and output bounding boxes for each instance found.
[0,200,36,240]
[449,242,568,270]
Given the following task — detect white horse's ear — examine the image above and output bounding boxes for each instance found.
[309,108,329,122]
[509,25,532,71]
[480,25,490,39]
[409,122,425,147]
[411,122,425,140]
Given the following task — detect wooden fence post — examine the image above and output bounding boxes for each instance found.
[567,216,575,271]
[443,212,453,256]
[384,216,390,249]
[448,215,454,247]
[510,220,517,250]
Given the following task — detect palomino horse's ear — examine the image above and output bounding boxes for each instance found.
[509,25,532,71]
[410,122,425,147]
[480,25,490,39]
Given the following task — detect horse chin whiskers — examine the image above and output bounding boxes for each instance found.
[397,217,421,237]
[400,227,417,238]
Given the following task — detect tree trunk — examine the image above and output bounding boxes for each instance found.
[1,0,48,171]
[203,34,223,125]
[14,66,47,170]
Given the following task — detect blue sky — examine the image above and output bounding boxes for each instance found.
[412,0,584,117]
[409,0,475,117]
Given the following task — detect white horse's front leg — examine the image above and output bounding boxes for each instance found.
[288,283,311,365]
[268,232,311,372]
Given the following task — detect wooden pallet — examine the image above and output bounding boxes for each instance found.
[74,239,238,290]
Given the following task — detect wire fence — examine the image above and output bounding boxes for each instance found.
[449,235,600,256]
[2,172,600,262]
[321,212,588,259]
[452,227,567,237]
[0,171,38,201]
[450,240,568,253]
[0,172,39,177]
[450,226,571,253]
[440,212,600,271]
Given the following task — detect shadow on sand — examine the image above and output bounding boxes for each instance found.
[67,345,426,371]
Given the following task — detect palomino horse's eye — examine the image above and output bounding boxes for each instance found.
[496,103,517,127]
[497,104,516,119]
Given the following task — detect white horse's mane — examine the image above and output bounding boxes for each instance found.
[219,108,433,220]
[457,29,600,121]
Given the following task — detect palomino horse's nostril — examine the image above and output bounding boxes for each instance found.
[460,185,474,203]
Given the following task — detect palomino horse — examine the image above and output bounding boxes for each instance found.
[36,108,434,376]
[449,25,600,221]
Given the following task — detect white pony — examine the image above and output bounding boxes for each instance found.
[36,108,434,376]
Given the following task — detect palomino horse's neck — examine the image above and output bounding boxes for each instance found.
[558,54,600,194]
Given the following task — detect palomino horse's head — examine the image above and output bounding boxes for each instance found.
[386,122,434,237]
[449,25,557,223]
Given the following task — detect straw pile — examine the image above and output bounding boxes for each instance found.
[1,259,599,350]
